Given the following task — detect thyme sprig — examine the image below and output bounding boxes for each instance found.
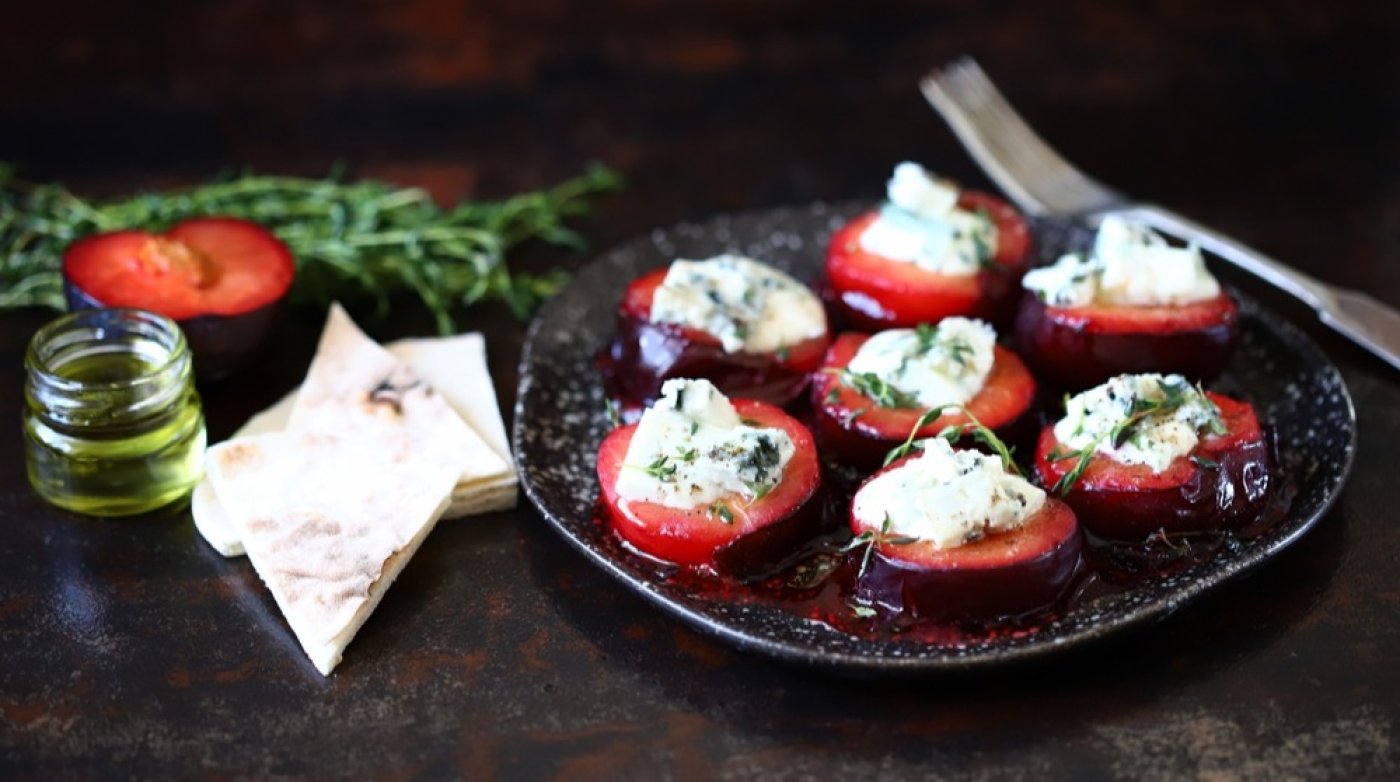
[835,369,920,409]
[842,514,919,579]
[0,162,621,333]
[881,404,1019,475]
[1047,379,1227,495]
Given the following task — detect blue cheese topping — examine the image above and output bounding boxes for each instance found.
[857,162,998,275]
[852,438,1045,549]
[649,255,826,354]
[1052,373,1225,472]
[844,317,997,407]
[1023,215,1221,307]
[614,378,795,510]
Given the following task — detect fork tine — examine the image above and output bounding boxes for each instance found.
[921,58,1123,216]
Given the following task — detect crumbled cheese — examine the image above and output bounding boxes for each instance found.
[1022,215,1221,307]
[856,162,998,276]
[1052,373,1224,473]
[649,255,826,354]
[852,438,1045,550]
[614,378,795,510]
[844,317,997,407]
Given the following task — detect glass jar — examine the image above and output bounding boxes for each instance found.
[22,309,206,516]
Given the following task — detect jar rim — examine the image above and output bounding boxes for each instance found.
[25,308,188,392]
[25,308,195,427]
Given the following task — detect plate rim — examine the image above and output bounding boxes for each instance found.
[512,201,1358,673]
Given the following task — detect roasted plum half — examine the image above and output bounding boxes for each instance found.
[596,398,823,575]
[1035,392,1272,541]
[825,191,1032,331]
[598,266,830,414]
[849,453,1082,622]
[810,332,1037,470]
[1015,289,1239,391]
[63,217,295,378]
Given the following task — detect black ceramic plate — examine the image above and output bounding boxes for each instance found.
[512,202,1356,672]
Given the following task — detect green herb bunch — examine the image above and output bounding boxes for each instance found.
[0,162,621,333]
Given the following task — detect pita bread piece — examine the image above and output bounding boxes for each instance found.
[192,310,516,557]
[206,431,458,675]
[289,304,510,491]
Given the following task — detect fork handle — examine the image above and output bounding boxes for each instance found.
[1118,205,1400,372]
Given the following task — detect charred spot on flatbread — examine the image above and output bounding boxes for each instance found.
[367,374,423,415]
[215,441,267,473]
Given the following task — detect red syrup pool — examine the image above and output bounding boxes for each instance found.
[589,449,1294,648]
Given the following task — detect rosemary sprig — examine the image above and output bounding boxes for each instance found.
[0,162,621,333]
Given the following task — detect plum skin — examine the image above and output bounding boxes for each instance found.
[1014,292,1239,390]
[598,311,817,412]
[1034,427,1274,542]
[64,280,282,380]
[850,492,1082,622]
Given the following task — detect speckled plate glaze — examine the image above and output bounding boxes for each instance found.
[513,202,1356,673]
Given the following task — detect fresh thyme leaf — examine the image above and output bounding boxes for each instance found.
[824,387,841,404]
[971,207,996,269]
[707,503,734,525]
[849,603,878,619]
[858,530,878,579]
[947,339,973,368]
[1051,452,1093,495]
[915,322,937,354]
[840,370,920,409]
[644,455,676,480]
[744,480,773,501]
[676,447,698,463]
[1190,454,1220,469]
[967,410,1020,475]
[882,405,950,466]
[935,424,963,444]
[605,398,622,428]
[841,530,876,554]
[0,163,621,332]
[845,515,919,579]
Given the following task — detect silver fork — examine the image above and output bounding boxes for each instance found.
[922,57,1400,373]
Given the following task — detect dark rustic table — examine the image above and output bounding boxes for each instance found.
[3,2,1398,778]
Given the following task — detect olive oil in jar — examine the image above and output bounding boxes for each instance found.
[23,309,206,516]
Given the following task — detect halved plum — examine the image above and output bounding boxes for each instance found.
[825,191,1032,331]
[1014,290,1239,390]
[596,398,823,575]
[1034,392,1272,541]
[810,332,1037,470]
[597,266,830,415]
[849,459,1082,621]
[63,217,295,378]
